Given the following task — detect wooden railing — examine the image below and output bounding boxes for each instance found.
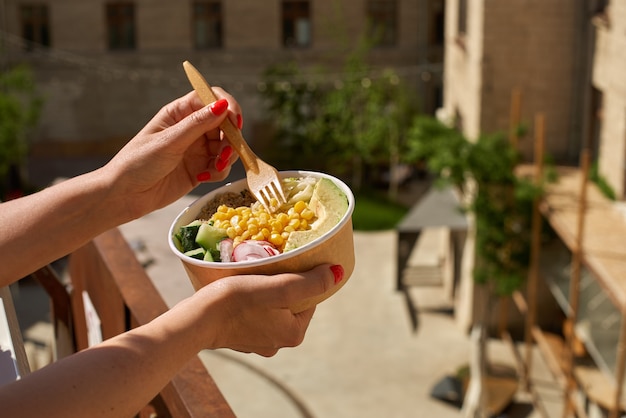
[31,227,235,417]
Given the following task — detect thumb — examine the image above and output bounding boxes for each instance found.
[276,264,345,308]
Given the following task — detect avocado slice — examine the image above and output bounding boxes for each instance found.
[284,178,349,251]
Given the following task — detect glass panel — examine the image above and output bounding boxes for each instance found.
[20,4,50,49]
[366,0,397,47]
[193,1,222,49]
[540,228,622,380]
[107,3,136,50]
[282,1,310,47]
[577,274,620,377]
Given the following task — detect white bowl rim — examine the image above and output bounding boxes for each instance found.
[168,170,355,269]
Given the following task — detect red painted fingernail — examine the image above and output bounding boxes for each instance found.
[330,265,344,284]
[216,157,229,172]
[196,171,212,182]
[219,145,233,162]
[237,114,243,129]
[210,99,228,116]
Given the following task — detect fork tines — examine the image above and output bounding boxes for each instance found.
[256,181,287,212]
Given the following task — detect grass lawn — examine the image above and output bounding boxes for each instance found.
[352,190,409,231]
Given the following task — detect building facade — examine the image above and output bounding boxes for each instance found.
[1,0,444,156]
[443,0,625,200]
[443,1,626,413]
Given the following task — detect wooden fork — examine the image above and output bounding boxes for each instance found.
[183,61,287,211]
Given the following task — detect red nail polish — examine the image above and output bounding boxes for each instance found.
[330,265,344,284]
[216,157,229,172]
[237,114,243,129]
[196,171,212,182]
[219,145,233,162]
[210,99,228,116]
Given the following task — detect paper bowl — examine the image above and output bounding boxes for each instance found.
[168,170,355,312]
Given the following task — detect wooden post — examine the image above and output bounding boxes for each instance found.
[0,286,31,378]
[610,318,626,418]
[509,88,522,150]
[524,113,545,389]
[562,149,590,418]
[498,88,523,338]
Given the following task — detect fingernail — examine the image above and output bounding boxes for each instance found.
[237,114,243,129]
[216,157,229,172]
[210,99,228,116]
[196,171,212,182]
[219,145,233,163]
[330,265,344,284]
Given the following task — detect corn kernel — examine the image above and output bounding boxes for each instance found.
[270,220,283,233]
[269,233,284,246]
[301,209,315,221]
[293,200,307,213]
[276,213,290,226]
[248,224,259,235]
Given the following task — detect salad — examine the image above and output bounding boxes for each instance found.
[173,176,348,263]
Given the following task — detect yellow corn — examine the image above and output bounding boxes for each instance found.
[208,199,316,252]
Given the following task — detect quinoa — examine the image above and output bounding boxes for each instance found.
[198,190,256,219]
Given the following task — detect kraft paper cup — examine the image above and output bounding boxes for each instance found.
[168,170,355,313]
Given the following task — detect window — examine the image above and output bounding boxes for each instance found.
[20,4,50,50]
[282,1,310,48]
[366,0,397,47]
[193,1,223,49]
[429,0,445,47]
[106,3,135,50]
[457,0,467,36]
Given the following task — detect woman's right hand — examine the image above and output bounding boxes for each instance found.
[187,264,344,357]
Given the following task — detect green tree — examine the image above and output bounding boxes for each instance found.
[406,115,551,416]
[260,44,418,195]
[0,64,42,198]
[406,116,542,296]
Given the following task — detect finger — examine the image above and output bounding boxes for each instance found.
[269,264,343,308]
[161,99,230,153]
[210,87,242,129]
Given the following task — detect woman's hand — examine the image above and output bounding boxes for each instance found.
[103,89,241,219]
[183,264,345,357]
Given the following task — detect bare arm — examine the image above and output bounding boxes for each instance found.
[0,265,341,418]
[0,90,239,287]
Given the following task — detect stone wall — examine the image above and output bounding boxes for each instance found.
[2,0,440,156]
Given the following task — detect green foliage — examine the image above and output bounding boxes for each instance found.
[0,64,42,179]
[259,45,418,183]
[352,189,408,231]
[406,117,547,295]
[589,160,616,201]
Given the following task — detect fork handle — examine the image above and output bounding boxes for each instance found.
[183,61,259,173]
[214,111,260,173]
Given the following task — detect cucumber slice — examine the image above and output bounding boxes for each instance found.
[177,221,203,252]
[184,247,206,260]
[196,223,228,251]
[203,250,215,262]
